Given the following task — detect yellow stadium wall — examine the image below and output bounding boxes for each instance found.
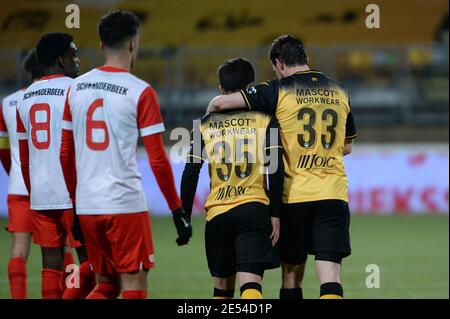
[0,0,447,50]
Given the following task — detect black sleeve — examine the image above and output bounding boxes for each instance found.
[180,122,205,218]
[264,116,284,218]
[240,80,279,114]
[345,112,357,139]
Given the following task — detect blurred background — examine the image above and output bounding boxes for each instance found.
[0,0,448,298]
[0,0,448,138]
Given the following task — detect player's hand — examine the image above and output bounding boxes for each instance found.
[172,207,192,246]
[270,217,280,247]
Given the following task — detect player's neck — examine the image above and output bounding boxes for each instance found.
[42,67,64,77]
[103,56,131,72]
[284,64,310,77]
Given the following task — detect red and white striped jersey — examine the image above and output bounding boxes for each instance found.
[16,74,73,210]
[63,66,165,215]
[0,89,28,196]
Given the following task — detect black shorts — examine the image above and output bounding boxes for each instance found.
[205,202,279,278]
[279,199,351,264]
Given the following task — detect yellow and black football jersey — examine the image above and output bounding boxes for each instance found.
[186,110,281,221]
[241,70,357,203]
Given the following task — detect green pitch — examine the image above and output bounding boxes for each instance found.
[0,215,448,299]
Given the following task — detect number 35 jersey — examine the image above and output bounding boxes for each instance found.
[241,71,357,204]
[16,74,73,210]
[191,110,279,221]
[62,66,165,215]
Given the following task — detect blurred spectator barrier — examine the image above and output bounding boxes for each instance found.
[0,144,448,216]
[1,44,448,129]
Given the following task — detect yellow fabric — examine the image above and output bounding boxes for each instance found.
[0,0,446,50]
[0,1,445,89]
[200,111,272,221]
[0,137,10,150]
[275,72,351,203]
[320,294,343,299]
[241,288,263,299]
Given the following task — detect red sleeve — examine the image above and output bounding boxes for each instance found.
[16,109,26,133]
[62,87,73,125]
[60,128,77,202]
[60,90,76,201]
[0,105,8,136]
[137,86,165,137]
[143,133,181,211]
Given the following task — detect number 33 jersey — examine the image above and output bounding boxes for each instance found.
[241,70,357,204]
[62,66,165,215]
[16,74,73,210]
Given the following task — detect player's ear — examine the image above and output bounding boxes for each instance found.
[57,55,66,68]
[129,40,134,53]
[219,85,226,95]
[276,58,284,71]
[99,42,104,50]
[243,82,253,92]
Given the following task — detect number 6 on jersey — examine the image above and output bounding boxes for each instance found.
[86,98,109,151]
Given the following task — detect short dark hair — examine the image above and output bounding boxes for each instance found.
[217,58,255,93]
[99,10,140,48]
[269,35,308,67]
[36,32,73,67]
[23,49,44,80]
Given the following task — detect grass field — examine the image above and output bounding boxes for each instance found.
[0,215,448,299]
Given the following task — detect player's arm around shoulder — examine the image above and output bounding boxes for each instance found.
[207,92,246,113]
[207,80,279,114]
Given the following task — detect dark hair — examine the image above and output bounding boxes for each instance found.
[99,10,140,48]
[269,35,308,67]
[23,49,44,80]
[217,58,255,93]
[36,32,73,67]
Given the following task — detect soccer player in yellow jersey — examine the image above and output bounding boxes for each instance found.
[207,35,357,299]
[181,58,284,299]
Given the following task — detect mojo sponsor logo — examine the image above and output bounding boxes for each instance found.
[297,154,336,170]
[215,185,250,201]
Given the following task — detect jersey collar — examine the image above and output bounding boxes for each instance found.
[294,70,323,75]
[39,74,65,81]
[97,66,129,73]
